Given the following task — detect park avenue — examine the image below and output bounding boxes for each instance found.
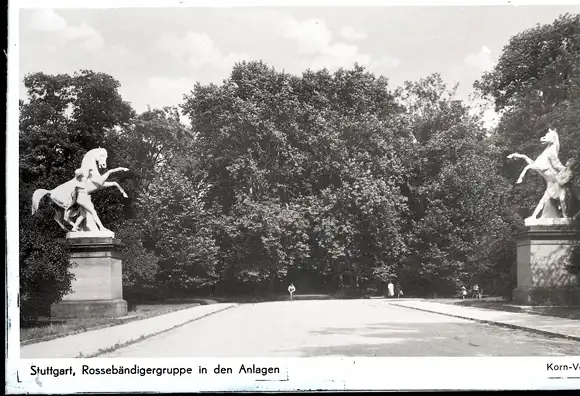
[100,299,580,358]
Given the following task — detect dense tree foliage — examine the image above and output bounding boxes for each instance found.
[19,71,135,321]
[182,63,411,294]
[394,75,519,296]
[477,13,580,275]
[18,14,580,321]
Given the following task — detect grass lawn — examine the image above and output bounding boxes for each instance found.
[21,302,200,345]
[433,298,580,320]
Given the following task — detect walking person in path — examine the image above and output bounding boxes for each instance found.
[395,284,403,299]
[461,286,467,299]
[387,282,394,298]
[288,283,296,301]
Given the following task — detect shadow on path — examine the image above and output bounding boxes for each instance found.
[283,320,580,357]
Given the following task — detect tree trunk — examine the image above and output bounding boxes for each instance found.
[268,275,276,294]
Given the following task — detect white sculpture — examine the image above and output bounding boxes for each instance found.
[507,128,578,224]
[32,148,129,233]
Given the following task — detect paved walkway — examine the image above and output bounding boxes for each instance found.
[103,299,580,357]
[20,303,236,358]
[389,300,580,340]
[20,299,579,359]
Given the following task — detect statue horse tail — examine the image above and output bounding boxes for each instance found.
[32,189,50,215]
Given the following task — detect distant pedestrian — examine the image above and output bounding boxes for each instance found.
[461,286,467,299]
[395,284,403,299]
[288,283,296,300]
[472,284,481,299]
[387,282,394,298]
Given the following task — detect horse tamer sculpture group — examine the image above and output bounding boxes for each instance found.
[31,128,578,234]
[507,128,579,223]
[32,148,129,233]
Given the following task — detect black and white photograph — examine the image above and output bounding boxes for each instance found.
[6,0,580,392]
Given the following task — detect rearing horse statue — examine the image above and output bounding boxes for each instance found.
[32,148,129,233]
[507,128,577,222]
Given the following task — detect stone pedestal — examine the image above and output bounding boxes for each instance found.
[512,223,580,306]
[51,231,128,319]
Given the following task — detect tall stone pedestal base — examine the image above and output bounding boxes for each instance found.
[512,224,580,306]
[51,232,128,319]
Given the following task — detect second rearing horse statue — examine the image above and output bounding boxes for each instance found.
[507,128,576,222]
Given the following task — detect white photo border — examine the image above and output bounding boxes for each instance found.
[7,0,580,393]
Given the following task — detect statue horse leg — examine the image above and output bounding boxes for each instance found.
[507,153,534,165]
[69,206,97,232]
[63,207,79,229]
[100,181,128,198]
[507,153,537,184]
[77,195,110,232]
[90,167,129,191]
[516,164,535,184]
[53,208,70,232]
[530,191,551,220]
[42,194,71,231]
[559,188,569,218]
[71,211,86,232]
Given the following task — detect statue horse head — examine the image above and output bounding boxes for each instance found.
[81,147,108,176]
[540,128,560,151]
